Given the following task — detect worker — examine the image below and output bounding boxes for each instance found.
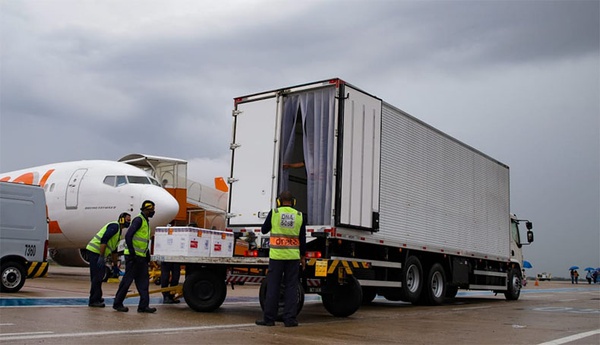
[255,191,306,327]
[86,212,131,308]
[112,200,157,313]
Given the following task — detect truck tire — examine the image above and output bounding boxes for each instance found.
[445,285,459,299]
[183,269,227,312]
[361,286,378,304]
[402,256,423,304]
[321,276,362,317]
[1,261,26,293]
[504,269,521,301]
[421,263,446,305]
[259,279,304,320]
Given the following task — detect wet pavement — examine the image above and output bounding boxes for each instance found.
[1,265,599,344]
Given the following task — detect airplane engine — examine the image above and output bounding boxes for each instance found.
[49,248,90,267]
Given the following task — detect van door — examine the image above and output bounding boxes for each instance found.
[66,168,87,209]
[228,97,280,226]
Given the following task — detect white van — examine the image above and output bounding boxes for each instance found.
[0,182,49,292]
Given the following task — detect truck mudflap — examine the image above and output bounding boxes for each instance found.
[26,261,48,279]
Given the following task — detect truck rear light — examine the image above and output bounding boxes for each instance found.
[245,250,258,257]
[305,251,322,258]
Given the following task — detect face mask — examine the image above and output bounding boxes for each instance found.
[148,211,155,218]
[123,221,131,228]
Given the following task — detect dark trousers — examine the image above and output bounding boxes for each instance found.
[88,251,104,304]
[263,259,299,323]
[160,262,181,298]
[113,256,150,309]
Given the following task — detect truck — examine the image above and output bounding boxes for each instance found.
[0,181,49,293]
[153,78,534,317]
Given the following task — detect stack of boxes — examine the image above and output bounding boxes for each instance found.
[154,226,234,257]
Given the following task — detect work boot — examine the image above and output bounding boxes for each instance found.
[284,319,298,327]
[255,320,275,326]
[137,307,157,313]
[88,302,105,308]
[113,305,129,312]
[163,296,180,304]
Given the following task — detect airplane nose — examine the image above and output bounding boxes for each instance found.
[144,186,179,226]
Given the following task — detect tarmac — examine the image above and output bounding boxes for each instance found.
[1,265,599,344]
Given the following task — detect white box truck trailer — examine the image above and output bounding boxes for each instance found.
[225,78,533,316]
[0,182,49,292]
[154,78,534,317]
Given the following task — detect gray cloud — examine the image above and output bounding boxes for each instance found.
[1,0,598,277]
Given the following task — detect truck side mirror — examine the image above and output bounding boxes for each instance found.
[527,230,534,243]
[526,221,533,230]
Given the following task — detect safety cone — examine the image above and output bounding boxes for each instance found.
[534,278,539,286]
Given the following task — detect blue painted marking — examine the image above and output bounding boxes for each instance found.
[0,297,164,307]
[1,286,596,308]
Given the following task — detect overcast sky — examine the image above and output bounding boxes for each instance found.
[1,0,598,278]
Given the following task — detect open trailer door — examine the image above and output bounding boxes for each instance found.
[227,96,281,227]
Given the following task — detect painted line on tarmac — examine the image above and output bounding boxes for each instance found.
[0,323,256,341]
[538,329,600,345]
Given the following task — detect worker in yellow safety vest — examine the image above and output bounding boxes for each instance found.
[86,212,131,308]
[112,200,157,313]
[256,191,306,327]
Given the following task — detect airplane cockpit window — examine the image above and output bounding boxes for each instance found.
[128,176,151,185]
[103,176,116,187]
[149,177,161,187]
[116,176,127,187]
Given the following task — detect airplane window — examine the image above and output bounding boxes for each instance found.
[149,177,161,186]
[127,176,151,184]
[103,176,116,187]
[116,176,127,187]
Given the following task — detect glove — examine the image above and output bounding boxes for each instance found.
[96,256,105,269]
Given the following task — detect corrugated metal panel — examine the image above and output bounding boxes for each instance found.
[378,103,510,258]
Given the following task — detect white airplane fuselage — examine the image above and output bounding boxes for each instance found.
[0,160,179,266]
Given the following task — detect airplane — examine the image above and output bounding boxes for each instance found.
[0,160,180,267]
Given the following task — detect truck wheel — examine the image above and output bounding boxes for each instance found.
[183,269,227,312]
[321,276,362,317]
[361,286,377,304]
[402,256,423,304]
[421,263,446,305]
[259,279,304,320]
[504,269,521,301]
[445,285,459,299]
[1,261,26,293]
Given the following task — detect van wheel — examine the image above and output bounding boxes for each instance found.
[259,279,304,320]
[183,269,227,312]
[1,261,26,293]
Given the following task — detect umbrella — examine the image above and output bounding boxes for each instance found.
[569,266,579,270]
[584,267,595,271]
[523,260,532,269]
